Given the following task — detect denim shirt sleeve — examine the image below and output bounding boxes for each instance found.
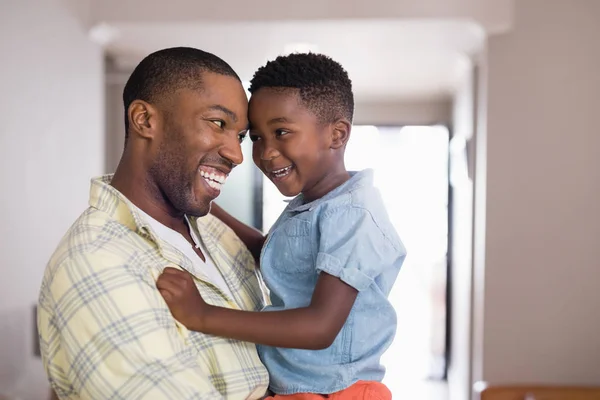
[315,206,398,291]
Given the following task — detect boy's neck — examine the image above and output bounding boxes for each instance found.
[302,164,350,204]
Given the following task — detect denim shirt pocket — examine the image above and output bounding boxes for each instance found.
[272,217,314,274]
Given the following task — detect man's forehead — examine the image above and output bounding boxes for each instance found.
[173,85,247,113]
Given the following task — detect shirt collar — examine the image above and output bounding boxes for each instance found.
[285,169,374,213]
[88,175,150,233]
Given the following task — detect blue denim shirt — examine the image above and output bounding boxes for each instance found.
[258,170,406,395]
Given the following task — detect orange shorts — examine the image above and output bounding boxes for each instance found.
[264,381,391,400]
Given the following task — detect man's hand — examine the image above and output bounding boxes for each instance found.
[156,267,210,331]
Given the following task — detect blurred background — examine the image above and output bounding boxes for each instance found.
[1,0,599,399]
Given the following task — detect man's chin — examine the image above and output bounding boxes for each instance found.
[182,199,212,218]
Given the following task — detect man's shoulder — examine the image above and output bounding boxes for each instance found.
[51,206,135,255]
[44,207,149,287]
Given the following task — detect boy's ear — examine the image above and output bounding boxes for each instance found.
[128,100,159,140]
[330,119,351,150]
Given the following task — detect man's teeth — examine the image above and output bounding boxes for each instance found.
[205,179,222,190]
[200,170,226,183]
[200,169,226,190]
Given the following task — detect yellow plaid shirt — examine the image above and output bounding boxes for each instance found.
[38,175,270,400]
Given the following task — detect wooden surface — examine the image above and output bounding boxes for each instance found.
[477,385,600,400]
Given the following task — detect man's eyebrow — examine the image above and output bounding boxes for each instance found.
[208,105,238,122]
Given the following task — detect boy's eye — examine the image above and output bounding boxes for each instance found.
[211,120,225,129]
[275,129,290,137]
[249,134,261,142]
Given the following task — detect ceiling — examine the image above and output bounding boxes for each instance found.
[103,19,485,102]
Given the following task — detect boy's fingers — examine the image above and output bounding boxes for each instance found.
[158,288,173,301]
[157,275,181,293]
[162,267,194,284]
[162,267,183,275]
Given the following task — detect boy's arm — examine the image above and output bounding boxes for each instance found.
[157,205,401,350]
[158,268,358,350]
[210,203,266,261]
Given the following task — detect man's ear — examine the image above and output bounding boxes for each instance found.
[128,100,158,140]
[330,119,351,150]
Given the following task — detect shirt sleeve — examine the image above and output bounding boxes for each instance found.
[43,255,224,400]
[315,206,403,291]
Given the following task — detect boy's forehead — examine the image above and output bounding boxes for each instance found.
[249,88,309,121]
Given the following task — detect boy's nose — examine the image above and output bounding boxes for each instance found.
[260,144,281,161]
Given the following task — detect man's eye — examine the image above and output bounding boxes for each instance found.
[238,133,247,143]
[211,120,224,129]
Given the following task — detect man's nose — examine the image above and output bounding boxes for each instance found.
[219,134,244,167]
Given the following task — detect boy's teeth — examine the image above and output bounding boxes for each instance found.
[272,165,293,178]
[273,166,292,174]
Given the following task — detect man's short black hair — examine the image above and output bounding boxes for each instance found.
[248,53,354,124]
[122,47,240,141]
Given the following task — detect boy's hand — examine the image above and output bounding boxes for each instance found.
[156,267,210,331]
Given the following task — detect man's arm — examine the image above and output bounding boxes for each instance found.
[158,268,358,350]
[42,257,224,400]
[210,203,265,261]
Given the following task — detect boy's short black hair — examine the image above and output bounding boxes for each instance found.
[249,53,354,124]
[122,47,240,141]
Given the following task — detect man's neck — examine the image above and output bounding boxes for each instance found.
[111,158,188,236]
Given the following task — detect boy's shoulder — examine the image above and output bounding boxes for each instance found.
[318,171,385,217]
[318,177,404,252]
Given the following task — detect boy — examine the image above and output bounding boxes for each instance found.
[157,53,406,399]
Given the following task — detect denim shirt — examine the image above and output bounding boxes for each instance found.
[257,169,406,395]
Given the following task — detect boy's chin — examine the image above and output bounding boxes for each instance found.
[274,183,302,198]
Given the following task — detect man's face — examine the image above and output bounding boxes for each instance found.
[149,72,248,217]
[248,88,332,198]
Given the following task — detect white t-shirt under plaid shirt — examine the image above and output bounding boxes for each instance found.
[38,175,269,400]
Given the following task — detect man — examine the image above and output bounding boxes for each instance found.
[38,47,269,400]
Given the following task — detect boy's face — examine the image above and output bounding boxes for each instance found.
[248,88,333,198]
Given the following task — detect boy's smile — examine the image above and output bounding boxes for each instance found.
[267,164,295,181]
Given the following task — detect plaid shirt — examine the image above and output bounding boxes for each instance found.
[38,175,269,400]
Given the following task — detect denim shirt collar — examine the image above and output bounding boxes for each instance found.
[285,169,374,213]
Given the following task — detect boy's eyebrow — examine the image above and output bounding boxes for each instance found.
[267,117,292,124]
[208,105,238,122]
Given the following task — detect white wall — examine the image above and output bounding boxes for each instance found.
[448,61,476,400]
[354,99,451,126]
[476,0,600,387]
[0,0,104,398]
[90,0,514,34]
[105,79,125,173]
